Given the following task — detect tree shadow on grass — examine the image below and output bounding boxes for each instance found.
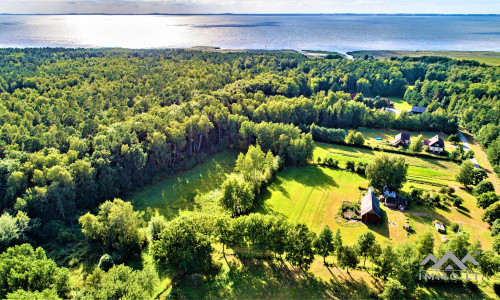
[290,165,338,189]
[367,208,390,239]
[169,258,377,299]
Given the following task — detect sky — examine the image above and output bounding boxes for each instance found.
[0,0,499,15]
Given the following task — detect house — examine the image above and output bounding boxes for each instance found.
[392,132,411,147]
[409,106,427,115]
[435,222,446,233]
[383,185,397,199]
[424,135,445,154]
[361,187,381,224]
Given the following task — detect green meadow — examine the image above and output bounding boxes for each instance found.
[126,141,495,298]
[127,150,238,219]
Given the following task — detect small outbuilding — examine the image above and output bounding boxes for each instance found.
[409,106,427,115]
[392,132,411,147]
[435,221,446,233]
[361,187,381,224]
[424,135,445,154]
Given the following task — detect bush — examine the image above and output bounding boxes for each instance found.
[451,195,463,208]
[355,162,367,175]
[493,236,500,254]
[345,161,355,172]
[449,223,460,233]
[98,254,114,272]
[477,192,499,209]
[438,187,447,194]
[492,219,500,236]
[448,134,461,144]
[483,201,500,225]
[473,181,495,196]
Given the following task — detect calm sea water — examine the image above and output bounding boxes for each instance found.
[0,14,499,52]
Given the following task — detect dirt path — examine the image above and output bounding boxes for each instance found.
[458,131,480,168]
[460,130,500,194]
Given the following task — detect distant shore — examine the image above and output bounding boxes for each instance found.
[188,47,499,65]
[347,50,500,66]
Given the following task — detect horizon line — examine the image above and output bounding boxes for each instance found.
[1,13,499,16]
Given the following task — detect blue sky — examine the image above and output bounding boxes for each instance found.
[0,0,498,14]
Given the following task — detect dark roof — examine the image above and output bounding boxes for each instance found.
[361,188,381,218]
[395,132,410,142]
[427,135,445,147]
[410,106,427,113]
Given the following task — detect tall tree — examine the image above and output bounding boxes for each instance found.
[314,225,335,265]
[366,155,408,191]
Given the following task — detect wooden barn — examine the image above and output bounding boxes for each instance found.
[361,188,381,224]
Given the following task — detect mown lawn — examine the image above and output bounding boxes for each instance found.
[260,142,492,247]
[389,97,413,111]
[126,143,496,299]
[127,150,238,219]
[313,142,459,186]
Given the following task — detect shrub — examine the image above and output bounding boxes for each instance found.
[448,134,460,144]
[477,192,499,209]
[492,219,500,236]
[483,201,500,225]
[473,181,495,196]
[449,223,460,233]
[345,161,355,172]
[493,236,500,254]
[98,254,114,271]
[355,162,367,175]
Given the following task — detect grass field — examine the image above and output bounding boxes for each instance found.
[127,143,496,299]
[389,97,413,111]
[259,142,492,247]
[347,50,500,66]
[354,127,454,150]
[314,142,459,186]
[127,150,238,218]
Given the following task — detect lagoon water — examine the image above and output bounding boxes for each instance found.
[0,14,499,52]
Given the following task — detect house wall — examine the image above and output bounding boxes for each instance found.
[429,146,443,152]
[362,212,381,224]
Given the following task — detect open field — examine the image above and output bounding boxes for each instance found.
[388,97,413,111]
[127,150,238,218]
[126,143,496,298]
[259,142,492,247]
[347,50,500,66]
[314,142,459,186]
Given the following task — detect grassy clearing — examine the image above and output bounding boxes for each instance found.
[389,97,413,111]
[314,142,459,186]
[260,142,492,247]
[126,143,495,298]
[348,50,500,66]
[127,150,238,219]
[355,127,454,149]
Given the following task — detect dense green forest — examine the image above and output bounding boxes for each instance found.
[0,48,499,298]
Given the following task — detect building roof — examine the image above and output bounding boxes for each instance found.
[396,132,411,142]
[361,187,381,218]
[426,135,445,147]
[410,106,427,113]
[392,132,410,145]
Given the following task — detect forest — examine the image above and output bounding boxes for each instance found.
[0,48,499,298]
